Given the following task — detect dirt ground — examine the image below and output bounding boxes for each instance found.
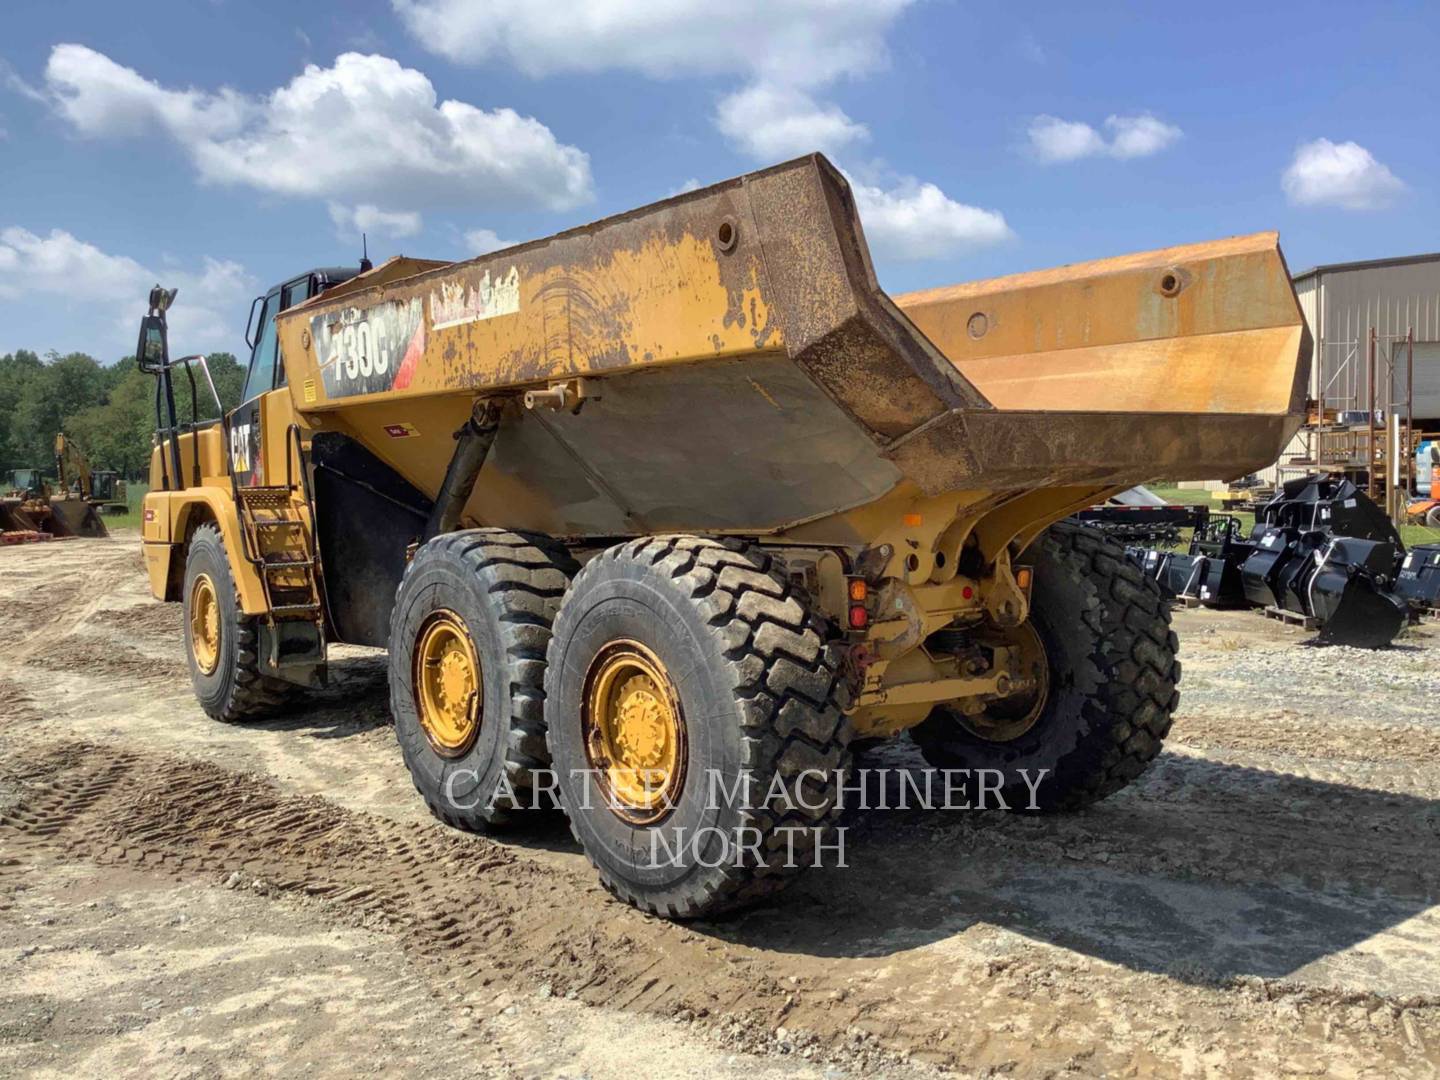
[2,533,1438,1079]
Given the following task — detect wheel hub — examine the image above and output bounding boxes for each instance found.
[414,611,482,757]
[582,641,686,824]
[954,620,1051,743]
[189,573,221,676]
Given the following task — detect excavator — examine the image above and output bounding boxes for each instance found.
[136,154,1311,918]
[1,435,109,540]
[54,433,127,515]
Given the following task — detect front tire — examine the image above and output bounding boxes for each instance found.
[910,520,1180,810]
[545,537,851,919]
[183,523,293,722]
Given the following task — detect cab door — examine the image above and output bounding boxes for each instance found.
[230,275,313,487]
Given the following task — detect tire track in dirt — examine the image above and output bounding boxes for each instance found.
[2,738,1438,1076]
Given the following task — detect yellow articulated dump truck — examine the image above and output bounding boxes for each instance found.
[138,154,1308,918]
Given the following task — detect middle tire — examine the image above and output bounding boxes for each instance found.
[388,528,576,831]
[546,536,852,919]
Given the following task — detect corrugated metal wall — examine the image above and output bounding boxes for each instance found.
[1254,258,1440,485]
[1304,259,1440,412]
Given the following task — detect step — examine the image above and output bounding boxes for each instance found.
[261,552,313,566]
[270,602,322,615]
[239,486,296,511]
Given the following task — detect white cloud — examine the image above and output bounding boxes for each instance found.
[715,82,867,160]
[328,202,423,240]
[0,226,254,352]
[1105,114,1182,159]
[847,175,1012,261]
[45,43,251,142]
[1027,116,1106,163]
[392,0,913,86]
[40,45,592,218]
[464,228,516,254]
[391,1,910,166]
[669,178,702,196]
[1282,138,1405,210]
[1028,112,1181,163]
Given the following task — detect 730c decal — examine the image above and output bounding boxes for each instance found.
[312,297,425,399]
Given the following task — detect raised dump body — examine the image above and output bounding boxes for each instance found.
[275,156,1306,537]
[142,154,1309,918]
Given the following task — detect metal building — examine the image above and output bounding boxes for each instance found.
[1262,251,1440,490]
[1293,251,1440,422]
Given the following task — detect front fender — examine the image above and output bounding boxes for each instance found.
[141,486,267,614]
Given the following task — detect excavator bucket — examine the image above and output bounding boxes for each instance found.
[46,498,108,538]
[1310,538,1408,648]
[0,496,107,540]
[1315,579,1407,648]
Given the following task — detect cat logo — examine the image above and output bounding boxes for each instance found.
[383,422,420,439]
[230,420,252,472]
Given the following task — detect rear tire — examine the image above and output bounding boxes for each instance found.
[910,520,1180,810]
[545,536,852,919]
[183,523,294,722]
[388,529,576,831]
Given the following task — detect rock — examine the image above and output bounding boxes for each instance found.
[222,872,242,889]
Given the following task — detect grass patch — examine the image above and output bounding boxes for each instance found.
[100,481,149,531]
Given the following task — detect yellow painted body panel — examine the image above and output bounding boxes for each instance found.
[895,232,1305,418]
[142,408,310,616]
[280,229,778,410]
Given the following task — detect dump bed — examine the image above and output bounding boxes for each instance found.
[275,154,1308,536]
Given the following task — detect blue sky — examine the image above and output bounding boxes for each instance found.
[1,0,1435,362]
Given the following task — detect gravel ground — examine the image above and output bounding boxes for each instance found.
[1,534,1438,1078]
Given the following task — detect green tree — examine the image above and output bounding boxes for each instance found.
[1,344,253,480]
[0,350,44,472]
[10,352,107,472]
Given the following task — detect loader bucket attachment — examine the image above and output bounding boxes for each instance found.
[1310,539,1407,648]
[1314,577,1407,648]
[46,498,108,538]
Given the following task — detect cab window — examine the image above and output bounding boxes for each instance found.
[274,277,313,388]
[240,290,280,403]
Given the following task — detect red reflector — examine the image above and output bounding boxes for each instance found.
[848,604,868,629]
[961,585,974,600]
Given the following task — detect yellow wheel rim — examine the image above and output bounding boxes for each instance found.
[582,640,686,825]
[414,610,482,758]
[189,573,221,676]
[956,620,1051,743]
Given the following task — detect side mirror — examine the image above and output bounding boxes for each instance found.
[136,315,168,373]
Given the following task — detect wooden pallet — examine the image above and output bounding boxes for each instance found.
[1261,605,1318,629]
[1175,595,1208,609]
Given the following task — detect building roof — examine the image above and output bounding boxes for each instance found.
[1292,250,1440,281]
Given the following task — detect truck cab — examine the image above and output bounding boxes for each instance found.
[229,267,360,487]
[137,266,361,679]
